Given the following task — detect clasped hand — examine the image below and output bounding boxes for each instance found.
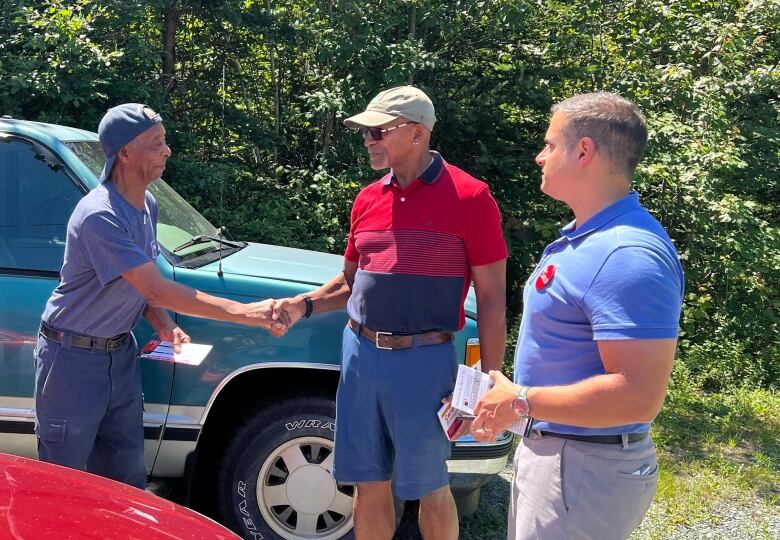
[241,296,308,337]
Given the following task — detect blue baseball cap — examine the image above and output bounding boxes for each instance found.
[97,103,162,182]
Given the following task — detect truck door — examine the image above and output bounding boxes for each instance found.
[0,136,82,457]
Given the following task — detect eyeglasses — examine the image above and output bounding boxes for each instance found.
[358,122,416,141]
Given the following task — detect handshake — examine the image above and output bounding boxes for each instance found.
[237,295,308,337]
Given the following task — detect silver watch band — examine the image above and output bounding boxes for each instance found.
[518,385,531,416]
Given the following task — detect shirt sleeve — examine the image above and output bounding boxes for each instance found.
[463,186,508,266]
[582,246,684,340]
[78,212,154,287]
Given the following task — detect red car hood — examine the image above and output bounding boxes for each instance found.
[0,453,239,539]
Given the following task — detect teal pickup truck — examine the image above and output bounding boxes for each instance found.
[0,117,513,540]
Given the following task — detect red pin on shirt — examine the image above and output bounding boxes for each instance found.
[535,264,556,290]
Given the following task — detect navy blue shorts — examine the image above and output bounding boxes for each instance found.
[333,325,458,500]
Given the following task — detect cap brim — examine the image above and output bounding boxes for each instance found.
[343,110,400,128]
[99,154,117,183]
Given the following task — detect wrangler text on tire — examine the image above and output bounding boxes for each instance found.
[217,396,355,540]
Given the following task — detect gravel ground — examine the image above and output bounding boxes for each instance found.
[393,462,780,540]
[631,500,780,540]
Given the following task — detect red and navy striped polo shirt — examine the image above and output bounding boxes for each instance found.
[344,152,507,333]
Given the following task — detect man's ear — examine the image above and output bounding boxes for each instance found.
[412,124,423,145]
[577,137,596,165]
[413,123,431,146]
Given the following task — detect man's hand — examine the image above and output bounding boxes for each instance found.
[158,325,191,354]
[441,395,473,440]
[143,306,191,354]
[241,299,290,337]
[471,370,520,442]
[271,296,307,331]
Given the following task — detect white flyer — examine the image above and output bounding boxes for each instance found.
[140,340,212,366]
[452,364,493,414]
[448,364,528,436]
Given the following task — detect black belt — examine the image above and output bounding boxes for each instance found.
[536,431,649,444]
[39,321,128,352]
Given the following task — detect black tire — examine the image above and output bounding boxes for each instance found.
[217,395,355,540]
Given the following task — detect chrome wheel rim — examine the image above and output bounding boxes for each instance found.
[256,436,354,539]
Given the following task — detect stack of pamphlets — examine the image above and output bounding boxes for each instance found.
[438,364,527,440]
[140,340,212,366]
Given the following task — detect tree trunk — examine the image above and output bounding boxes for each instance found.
[408,4,416,85]
[313,0,336,162]
[266,0,279,163]
[162,0,179,97]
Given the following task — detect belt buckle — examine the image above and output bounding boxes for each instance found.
[375,331,393,350]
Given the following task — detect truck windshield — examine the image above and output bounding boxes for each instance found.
[65,141,238,263]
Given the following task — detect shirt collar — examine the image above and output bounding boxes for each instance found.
[104,181,148,215]
[383,151,445,186]
[561,191,641,240]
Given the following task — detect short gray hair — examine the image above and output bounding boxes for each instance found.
[551,92,648,175]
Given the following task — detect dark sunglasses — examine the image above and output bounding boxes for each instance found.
[358,122,416,141]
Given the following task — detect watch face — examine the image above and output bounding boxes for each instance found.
[512,397,529,417]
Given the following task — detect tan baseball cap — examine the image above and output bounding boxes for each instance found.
[344,86,436,130]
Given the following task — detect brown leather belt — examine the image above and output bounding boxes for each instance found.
[39,321,128,352]
[348,319,453,350]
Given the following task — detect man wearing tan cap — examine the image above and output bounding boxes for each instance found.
[272,86,507,539]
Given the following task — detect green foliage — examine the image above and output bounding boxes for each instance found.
[1,0,778,389]
[649,373,780,529]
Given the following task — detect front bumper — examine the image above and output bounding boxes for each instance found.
[447,434,513,491]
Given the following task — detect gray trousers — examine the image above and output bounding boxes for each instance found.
[34,331,146,489]
[508,432,658,540]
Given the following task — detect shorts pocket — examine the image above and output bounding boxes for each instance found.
[343,324,361,345]
[37,417,67,444]
[435,343,458,399]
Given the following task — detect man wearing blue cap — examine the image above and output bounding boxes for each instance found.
[35,103,287,488]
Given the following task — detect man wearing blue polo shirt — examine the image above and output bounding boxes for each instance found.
[472,93,684,539]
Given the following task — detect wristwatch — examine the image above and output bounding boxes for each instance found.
[511,385,531,418]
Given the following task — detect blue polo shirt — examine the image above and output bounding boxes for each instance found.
[513,192,684,436]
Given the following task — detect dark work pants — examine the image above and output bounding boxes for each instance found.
[34,331,146,489]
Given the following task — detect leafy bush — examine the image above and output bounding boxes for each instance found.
[2,0,777,389]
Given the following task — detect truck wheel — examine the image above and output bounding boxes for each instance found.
[217,396,354,540]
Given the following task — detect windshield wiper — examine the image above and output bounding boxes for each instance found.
[172,231,243,253]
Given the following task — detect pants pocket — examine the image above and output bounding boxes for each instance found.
[37,416,67,444]
[567,451,658,539]
[35,338,62,402]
